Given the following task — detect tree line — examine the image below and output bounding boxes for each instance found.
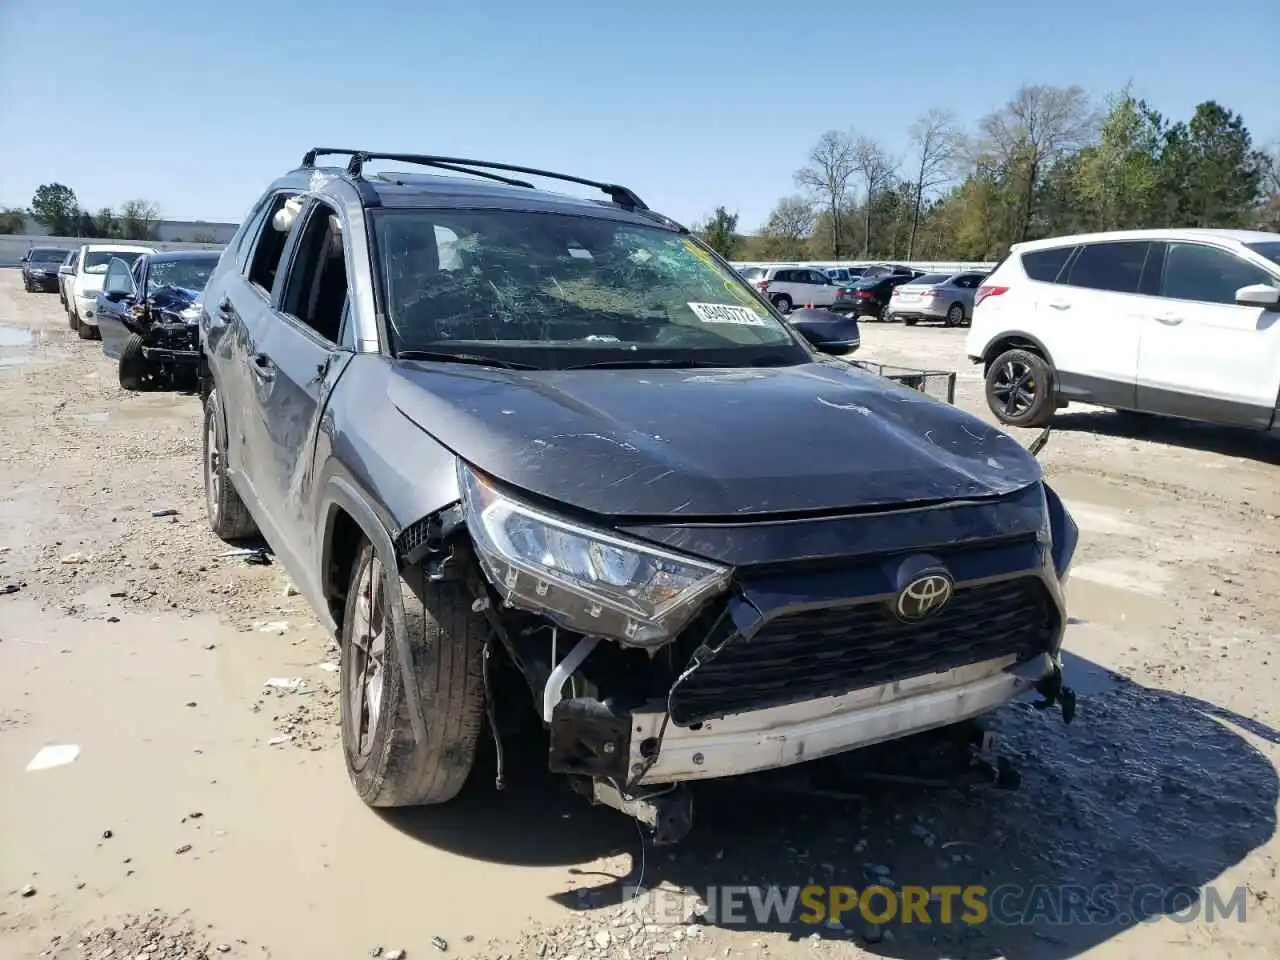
[0,183,171,241]
[695,85,1279,263]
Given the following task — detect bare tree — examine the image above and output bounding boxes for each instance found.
[852,136,897,257]
[795,131,856,258]
[979,84,1096,240]
[119,199,161,241]
[906,109,959,259]
[759,196,816,259]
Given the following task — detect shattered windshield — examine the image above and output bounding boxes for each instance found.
[373,210,806,367]
[146,256,218,297]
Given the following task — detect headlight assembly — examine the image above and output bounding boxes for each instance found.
[457,462,731,647]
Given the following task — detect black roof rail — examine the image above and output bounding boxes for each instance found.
[299,147,649,211]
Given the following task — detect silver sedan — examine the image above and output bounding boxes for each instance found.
[887,271,988,326]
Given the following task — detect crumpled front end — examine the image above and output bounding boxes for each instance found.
[454,455,1077,837]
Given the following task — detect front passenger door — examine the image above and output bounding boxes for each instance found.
[1136,241,1280,427]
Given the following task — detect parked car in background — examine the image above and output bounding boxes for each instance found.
[845,272,922,320]
[824,265,869,284]
[57,250,78,308]
[198,147,1077,844]
[96,249,220,391]
[860,263,921,282]
[65,243,156,339]
[785,307,861,355]
[752,266,851,313]
[888,271,988,326]
[20,246,72,293]
[966,227,1280,429]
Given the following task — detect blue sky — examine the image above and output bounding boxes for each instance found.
[1,0,1275,231]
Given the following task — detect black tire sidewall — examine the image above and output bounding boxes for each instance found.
[119,335,151,390]
[985,348,1055,427]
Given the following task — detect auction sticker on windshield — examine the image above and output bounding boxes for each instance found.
[688,302,769,326]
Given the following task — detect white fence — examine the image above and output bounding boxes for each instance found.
[731,259,997,273]
[1,235,227,267]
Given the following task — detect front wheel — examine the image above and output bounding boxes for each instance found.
[985,348,1056,428]
[118,335,155,391]
[341,543,487,807]
[77,318,97,340]
[203,388,259,541]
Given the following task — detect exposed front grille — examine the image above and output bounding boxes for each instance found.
[669,576,1056,725]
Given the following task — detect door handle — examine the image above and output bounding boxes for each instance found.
[1154,313,1184,326]
[250,352,276,380]
[1046,300,1072,310]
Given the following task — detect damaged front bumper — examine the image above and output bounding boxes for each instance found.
[627,653,1056,785]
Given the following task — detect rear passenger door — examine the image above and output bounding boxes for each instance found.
[1041,240,1155,410]
[251,199,356,574]
[202,191,301,523]
[1136,241,1280,427]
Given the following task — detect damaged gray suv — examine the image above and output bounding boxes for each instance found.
[199,149,1078,842]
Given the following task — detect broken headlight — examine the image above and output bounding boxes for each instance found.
[458,462,731,647]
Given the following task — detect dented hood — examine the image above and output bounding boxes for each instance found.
[387,360,1042,519]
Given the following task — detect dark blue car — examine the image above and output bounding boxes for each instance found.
[97,249,221,390]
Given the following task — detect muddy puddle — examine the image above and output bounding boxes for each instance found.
[0,601,629,958]
[0,322,62,369]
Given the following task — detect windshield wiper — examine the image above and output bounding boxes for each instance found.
[396,349,536,370]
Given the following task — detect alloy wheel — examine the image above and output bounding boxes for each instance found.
[991,358,1037,417]
[345,555,388,764]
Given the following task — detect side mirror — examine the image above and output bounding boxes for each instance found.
[1235,283,1280,309]
[58,265,74,277]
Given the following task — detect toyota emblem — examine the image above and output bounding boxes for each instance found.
[894,572,954,622]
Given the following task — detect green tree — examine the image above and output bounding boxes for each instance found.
[29,183,80,236]
[1159,102,1266,228]
[0,207,26,234]
[91,207,120,239]
[1072,89,1165,230]
[698,206,740,259]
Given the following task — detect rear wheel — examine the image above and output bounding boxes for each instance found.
[118,334,154,391]
[946,303,965,326]
[341,542,486,807]
[203,387,259,541]
[771,294,793,314]
[985,348,1055,428]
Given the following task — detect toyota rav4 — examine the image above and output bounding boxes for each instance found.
[198,149,1078,842]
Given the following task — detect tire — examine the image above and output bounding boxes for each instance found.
[69,302,80,332]
[203,388,259,541]
[118,334,154,391]
[340,541,486,807]
[77,318,98,340]
[946,303,965,326]
[904,318,918,327]
[985,348,1056,428]
[771,294,793,314]
[22,277,32,292]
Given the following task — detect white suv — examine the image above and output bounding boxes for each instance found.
[750,266,849,313]
[66,243,156,339]
[966,228,1280,431]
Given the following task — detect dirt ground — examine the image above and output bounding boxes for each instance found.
[2,270,1279,960]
